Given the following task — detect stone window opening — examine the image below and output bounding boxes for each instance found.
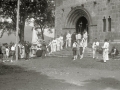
[108,16,111,32]
[103,16,106,32]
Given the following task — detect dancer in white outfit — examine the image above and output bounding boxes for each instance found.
[92,38,99,59]
[79,38,84,59]
[83,30,88,48]
[76,32,82,44]
[102,39,109,63]
[59,34,63,50]
[66,32,71,48]
[56,36,61,51]
[52,38,57,52]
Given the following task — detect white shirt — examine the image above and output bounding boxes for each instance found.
[6,48,9,54]
[56,38,61,45]
[66,33,71,40]
[83,32,88,39]
[11,45,16,51]
[92,41,99,49]
[52,39,57,45]
[76,34,81,39]
[73,42,77,48]
[59,36,63,41]
[102,42,109,51]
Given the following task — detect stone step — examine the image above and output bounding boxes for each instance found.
[48,47,94,57]
[47,54,93,58]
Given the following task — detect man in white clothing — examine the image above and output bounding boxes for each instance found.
[83,30,88,48]
[79,38,84,59]
[92,38,99,59]
[102,39,109,63]
[66,31,71,48]
[59,34,63,50]
[48,39,53,54]
[76,32,82,44]
[56,35,61,51]
[52,38,57,52]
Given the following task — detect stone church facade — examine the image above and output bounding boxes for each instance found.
[55,0,120,42]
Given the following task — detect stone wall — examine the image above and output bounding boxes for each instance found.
[55,0,120,42]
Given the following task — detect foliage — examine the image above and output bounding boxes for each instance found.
[0,0,55,41]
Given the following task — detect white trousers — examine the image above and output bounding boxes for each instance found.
[60,41,63,50]
[53,44,57,52]
[93,49,98,58]
[57,45,60,51]
[103,50,109,62]
[50,45,54,53]
[84,39,87,48]
[66,39,71,48]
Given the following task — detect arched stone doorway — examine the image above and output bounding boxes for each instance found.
[76,16,88,34]
[64,6,92,42]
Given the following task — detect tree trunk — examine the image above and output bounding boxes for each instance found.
[40,25,44,40]
[19,24,25,43]
[19,16,26,43]
[19,0,26,43]
[41,28,44,40]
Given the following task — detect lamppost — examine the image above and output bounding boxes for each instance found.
[79,22,82,34]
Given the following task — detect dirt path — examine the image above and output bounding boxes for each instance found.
[0,56,120,90]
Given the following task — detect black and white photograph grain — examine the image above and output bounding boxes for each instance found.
[0,0,120,90]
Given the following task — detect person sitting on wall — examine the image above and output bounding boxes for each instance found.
[109,46,119,59]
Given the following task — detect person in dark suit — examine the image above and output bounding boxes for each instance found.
[24,41,31,60]
[63,32,67,49]
[41,40,47,58]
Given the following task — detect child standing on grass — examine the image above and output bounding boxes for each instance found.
[72,40,78,61]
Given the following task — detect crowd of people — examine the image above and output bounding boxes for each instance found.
[0,40,48,62]
[0,29,119,63]
[92,38,119,63]
[0,41,31,62]
[47,30,88,60]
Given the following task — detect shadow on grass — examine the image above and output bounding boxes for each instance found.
[0,63,25,75]
[82,77,120,90]
[0,63,81,90]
